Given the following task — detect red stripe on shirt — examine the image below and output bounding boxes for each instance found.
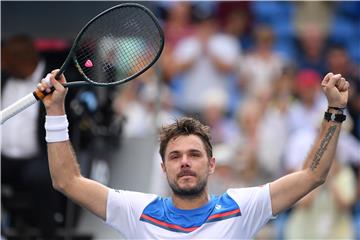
[208,208,241,220]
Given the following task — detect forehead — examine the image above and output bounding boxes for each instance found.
[165,135,206,155]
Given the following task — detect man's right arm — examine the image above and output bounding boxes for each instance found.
[48,141,108,220]
[39,70,109,220]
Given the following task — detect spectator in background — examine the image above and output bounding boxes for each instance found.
[112,81,149,138]
[113,67,181,138]
[217,6,250,113]
[1,35,65,238]
[293,2,334,38]
[232,98,264,187]
[287,69,327,133]
[238,25,284,100]
[200,88,239,145]
[160,2,195,83]
[216,1,252,51]
[296,23,328,75]
[256,69,295,182]
[161,2,195,50]
[170,10,240,116]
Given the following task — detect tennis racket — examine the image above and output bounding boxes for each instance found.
[1,3,164,124]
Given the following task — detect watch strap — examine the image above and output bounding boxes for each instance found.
[324,111,346,123]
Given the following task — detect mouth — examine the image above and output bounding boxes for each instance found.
[177,170,196,179]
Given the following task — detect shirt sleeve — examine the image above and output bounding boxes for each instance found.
[227,184,275,237]
[106,189,158,238]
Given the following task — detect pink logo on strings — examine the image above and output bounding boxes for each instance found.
[85,60,93,68]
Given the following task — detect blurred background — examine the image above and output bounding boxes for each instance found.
[1,1,360,239]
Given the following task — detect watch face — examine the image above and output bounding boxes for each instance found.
[331,114,336,121]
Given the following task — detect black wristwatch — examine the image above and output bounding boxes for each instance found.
[324,111,346,123]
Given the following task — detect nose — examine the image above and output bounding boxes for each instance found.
[180,154,191,168]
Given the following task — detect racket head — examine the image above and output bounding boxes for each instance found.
[61,3,164,87]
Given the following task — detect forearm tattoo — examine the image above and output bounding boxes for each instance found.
[310,125,337,171]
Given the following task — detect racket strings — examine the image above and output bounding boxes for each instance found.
[74,5,162,84]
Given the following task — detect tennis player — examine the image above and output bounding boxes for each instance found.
[38,70,349,238]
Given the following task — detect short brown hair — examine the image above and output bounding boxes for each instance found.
[159,117,212,161]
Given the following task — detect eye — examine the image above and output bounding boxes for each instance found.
[190,152,201,158]
[169,154,180,160]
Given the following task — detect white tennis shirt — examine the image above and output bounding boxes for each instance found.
[106,184,274,239]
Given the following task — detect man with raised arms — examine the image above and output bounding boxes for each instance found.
[37,70,349,238]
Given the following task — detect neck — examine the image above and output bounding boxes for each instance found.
[171,189,210,210]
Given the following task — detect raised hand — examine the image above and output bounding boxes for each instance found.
[321,72,350,108]
[37,69,68,115]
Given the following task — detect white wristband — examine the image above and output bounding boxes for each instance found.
[45,115,69,142]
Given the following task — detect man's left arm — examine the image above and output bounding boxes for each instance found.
[269,73,350,216]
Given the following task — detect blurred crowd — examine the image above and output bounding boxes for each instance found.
[1,1,360,239]
[147,2,360,239]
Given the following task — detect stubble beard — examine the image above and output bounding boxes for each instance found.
[168,176,208,199]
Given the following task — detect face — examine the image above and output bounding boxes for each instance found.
[161,135,215,197]
[327,49,348,73]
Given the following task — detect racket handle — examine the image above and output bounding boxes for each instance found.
[0,93,38,125]
[1,84,70,124]
[55,69,65,80]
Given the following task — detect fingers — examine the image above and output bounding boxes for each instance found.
[326,73,342,88]
[336,77,350,92]
[50,75,64,91]
[50,69,67,84]
[321,72,350,108]
[37,69,67,93]
[37,74,52,93]
[321,72,350,94]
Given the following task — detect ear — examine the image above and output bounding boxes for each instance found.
[208,157,216,175]
[161,162,166,173]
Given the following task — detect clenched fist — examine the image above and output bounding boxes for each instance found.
[321,72,349,108]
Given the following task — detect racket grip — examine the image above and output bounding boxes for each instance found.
[34,72,68,100]
[0,93,38,124]
[33,84,69,100]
